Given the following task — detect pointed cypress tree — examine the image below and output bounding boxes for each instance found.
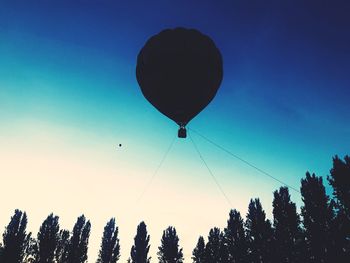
[96,218,120,263]
[328,155,350,262]
[328,155,350,215]
[1,209,31,263]
[205,227,227,262]
[25,236,38,263]
[35,213,60,263]
[66,215,91,263]
[301,172,334,263]
[157,226,183,263]
[272,187,302,263]
[224,209,248,263]
[130,221,151,263]
[55,229,70,263]
[192,236,206,263]
[245,198,273,263]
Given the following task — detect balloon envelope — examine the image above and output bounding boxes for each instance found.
[136,27,223,127]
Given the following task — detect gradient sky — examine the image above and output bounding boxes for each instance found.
[1,0,349,261]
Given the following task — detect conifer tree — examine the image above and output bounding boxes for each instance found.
[328,155,350,214]
[205,227,227,262]
[25,237,38,263]
[55,230,70,263]
[1,209,31,263]
[272,187,302,263]
[130,221,151,263]
[157,226,183,263]
[328,155,350,262]
[224,209,248,263]
[35,213,60,263]
[301,172,334,263]
[245,198,273,263]
[192,236,206,263]
[96,218,120,263]
[66,215,91,263]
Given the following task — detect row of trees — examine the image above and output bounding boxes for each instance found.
[0,155,349,263]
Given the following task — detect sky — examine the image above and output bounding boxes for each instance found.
[1,0,349,261]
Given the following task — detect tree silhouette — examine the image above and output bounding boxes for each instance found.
[25,236,38,263]
[0,209,31,263]
[223,209,248,263]
[96,218,120,263]
[192,236,206,263]
[328,155,350,214]
[35,213,60,263]
[272,187,303,263]
[130,221,151,263]
[327,155,350,262]
[55,229,70,263]
[157,226,183,263]
[205,227,227,262]
[301,172,334,263]
[66,215,91,263]
[245,198,273,263]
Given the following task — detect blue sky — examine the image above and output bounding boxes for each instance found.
[1,0,349,261]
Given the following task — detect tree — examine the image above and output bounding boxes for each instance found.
[224,209,248,263]
[157,226,183,263]
[301,172,334,263]
[272,187,303,263]
[130,221,151,263]
[245,198,273,263]
[55,230,70,263]
[328,155,350,215]
[96,218,120,263]
[192,236,206,263]
[35,213,60,263]
[327,155,350,262]
[1,209,31,263]
[25,237,38,263]
[205,227,227,262]
[66,215,91,263]
[328,156,350,231]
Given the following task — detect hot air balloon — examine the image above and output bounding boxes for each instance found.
[136,28,223,138]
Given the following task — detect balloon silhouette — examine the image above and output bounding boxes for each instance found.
[136,28,223,138]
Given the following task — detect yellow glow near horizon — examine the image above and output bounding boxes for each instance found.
[0,120,253,262]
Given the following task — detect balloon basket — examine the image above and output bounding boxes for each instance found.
[178,127,187,138]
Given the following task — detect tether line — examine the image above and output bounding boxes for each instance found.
[137,135,176,203]
[189,132,233,208]
[189,128,301,194]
